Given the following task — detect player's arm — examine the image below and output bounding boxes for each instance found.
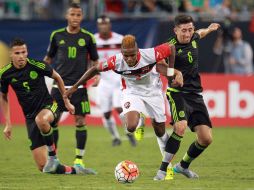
[196,23,220,39]
[43,56,53,65]
[51,70,75,114]
[0,92,12,140]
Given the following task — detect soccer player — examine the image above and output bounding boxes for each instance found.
[0,38,94,174]
[43,3,99,169]
[153,15,220,180]
[94,15,136,146]
[64,35,184,161]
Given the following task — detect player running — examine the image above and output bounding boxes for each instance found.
[64,35,184,164]
[153,14,220,180]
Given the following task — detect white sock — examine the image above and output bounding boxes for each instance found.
[156,132,169,156]
[102,117,120,139]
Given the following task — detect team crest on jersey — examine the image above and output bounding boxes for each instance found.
[30,71,38,79]
[124,102,130,109]
[179,111,185,118]
[102,62,108,69]
[78,38,86,46]
[192,40,197,48]
[59,40,65,45]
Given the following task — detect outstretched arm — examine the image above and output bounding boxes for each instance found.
[0,92,12,140]
[196,23,220,39]
[64,63,102,98]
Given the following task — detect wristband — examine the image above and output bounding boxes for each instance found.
[167,68,174,76]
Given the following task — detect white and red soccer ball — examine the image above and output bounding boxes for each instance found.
[114,160,139,183]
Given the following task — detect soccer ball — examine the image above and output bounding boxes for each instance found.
[114,160,139,183]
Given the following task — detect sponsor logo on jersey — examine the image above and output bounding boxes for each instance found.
[78,38,86,46]
[178,49,183,54]
[11,78,18,83]
[30,71,38,79]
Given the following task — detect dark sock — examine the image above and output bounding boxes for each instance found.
[41,127,56,157]
[160,132,183,172]
[52,126,59,149]
[75,125,87,159]
[55,164,76,174]
[180,141,207,169]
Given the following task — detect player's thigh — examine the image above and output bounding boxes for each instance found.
[71,88,90,115]
[166,90,187,123]
[31,146,47,171]
[112,87,122,109]
[143,94,166,123]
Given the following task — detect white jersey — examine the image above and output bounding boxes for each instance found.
[99,43,171,97]
[94,32,123,87]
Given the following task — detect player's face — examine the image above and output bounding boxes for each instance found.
[10,45,28,69]
[66,8,83,28]
[97,22,111,36]
[174,22,194,44]
[122,47,138,67]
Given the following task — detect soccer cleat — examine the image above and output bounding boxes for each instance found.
[165,167,174,180]
[153,170,167,181]
[112,138,121,146]
[173,163,199,179]
[74,158,85,168]
[134,113,145,141]
[43,157,60,173]
[74,164,97,175]
[126,133,137,147]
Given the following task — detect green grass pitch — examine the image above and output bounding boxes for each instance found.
[0,126,254,190]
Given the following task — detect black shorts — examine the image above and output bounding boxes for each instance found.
[51,87,90,116]
[26,102,60,150]
[166,89,212,132]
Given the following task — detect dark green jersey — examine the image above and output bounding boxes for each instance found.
[46,28,99,85]
[0,58,54,119]
[168,33,202,93]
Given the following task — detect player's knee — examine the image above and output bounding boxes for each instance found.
[200,136,213,146]
[126,121,139,133]
[35,115,47,126]
[174,121,187,136]
[75,116,85,126]
[104,112,111,120]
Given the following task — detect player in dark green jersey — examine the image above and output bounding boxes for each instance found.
[154,15,220,180]
[0,38,96,175]
[43,3,99,170]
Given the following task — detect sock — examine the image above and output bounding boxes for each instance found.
[160,132,183,172]
[75,125,87,159]
[55,164,76,174]
[180,141,207,169]
[137,113,145,128]
[52,126,59,149]
[156,132,170,156]
[41,127,56,157]
[102,117,120,139]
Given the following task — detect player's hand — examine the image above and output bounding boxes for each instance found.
[208,23,220,32]
[63,98,75,115]
[64,86,78,99]
[3,125,12,140]
[92,75,100,87]
[171,69,183,87]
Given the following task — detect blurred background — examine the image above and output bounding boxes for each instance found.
[0,0,254,126]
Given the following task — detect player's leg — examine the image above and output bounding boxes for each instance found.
[154,91,187,180]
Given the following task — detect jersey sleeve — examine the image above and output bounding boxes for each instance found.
[28,59,53,77]
[46,32,58,58]
[0,77,9,94]
[98,55,116,71]
[154,43,171,62]
[193,32,201,41]
[87,34,99,61]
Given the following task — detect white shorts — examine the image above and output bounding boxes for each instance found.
[97,84,122,113]
[121,93,166,123]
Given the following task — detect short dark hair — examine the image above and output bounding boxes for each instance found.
[68,2,82,11]
[97,15,111,24]
[9,38,26,48]
[174,15,194,26]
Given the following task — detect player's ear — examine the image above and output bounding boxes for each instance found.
[173,27,177,35]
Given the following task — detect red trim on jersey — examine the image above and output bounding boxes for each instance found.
[99,55,116,71]
[154,43,171,62]
[121,78,126,90]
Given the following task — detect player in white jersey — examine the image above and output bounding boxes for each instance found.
[64,35,184,170]
[94,15,136,146]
